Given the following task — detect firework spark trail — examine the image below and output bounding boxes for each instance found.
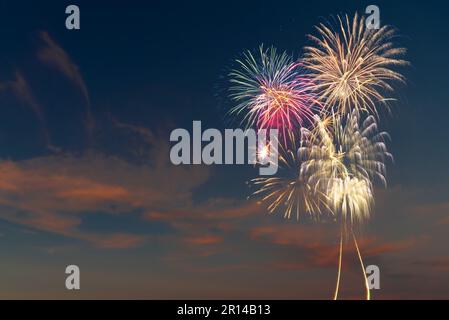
[303,13,407,117]
[250,130,327,220]
[333,227,371,300]
[333,227,343,300]
[229,45,321,143]
[330,179,373,298]
[299,114,390,299]
[353,230,371,300]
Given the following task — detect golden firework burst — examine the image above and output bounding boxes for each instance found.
[303,13,408,116]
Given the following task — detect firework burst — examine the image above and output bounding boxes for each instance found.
[250,131,327,220]
[229,45,320,141]
[303,13,407,116]
[328,176,373,229]
[300,113,391,225]
[250,112,390,225]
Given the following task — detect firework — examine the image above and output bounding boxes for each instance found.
[250,112,390,223]
[229,45,320,141]
[328,176,373,228]
[303,13,407,116]
[233,12,406,300]
[300,113,391,218]
[250,131,326,220]
[299,113,391,300]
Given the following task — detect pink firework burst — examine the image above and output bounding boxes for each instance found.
[229,45,321,143]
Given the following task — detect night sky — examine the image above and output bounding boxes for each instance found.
[0,0,448,299]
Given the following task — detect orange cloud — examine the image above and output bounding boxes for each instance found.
[83,233,147,249]
[0,126,210,248]
[56,184,130,201]
[145,199,260,223]
[250,224,338,246]
[185,235,223,245]
[250,223,419,270]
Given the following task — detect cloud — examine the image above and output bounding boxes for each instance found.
[0,116,448,298]
[414,257,449,271]
[8,71,50,145]
[409,201,449,225]
[185,235,223,245]
[82,233,147,249]
[144,198,261,246]
[0,124,210,248]
[37,31,94,137]
[145,198,260,223]
[250,223,419,270]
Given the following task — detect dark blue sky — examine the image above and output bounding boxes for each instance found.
[0,0,448,299]
[1,0,448,184]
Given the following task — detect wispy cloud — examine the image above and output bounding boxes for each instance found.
[37,31,94,138]
[8,71,50,145]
